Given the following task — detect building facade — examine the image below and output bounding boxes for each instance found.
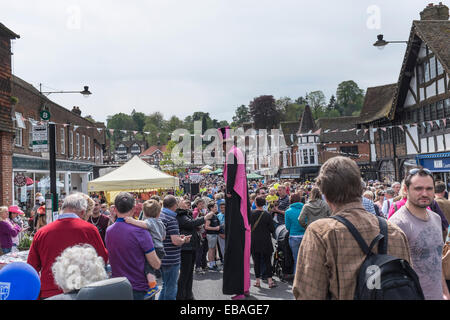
[11,75,107,211]
[358,3,450,183]
[114,140,147,163]
[140,144,167,167]
[0,23,19,206]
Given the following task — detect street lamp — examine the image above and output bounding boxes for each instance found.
[373,34,408,50]
[38,84,92,220]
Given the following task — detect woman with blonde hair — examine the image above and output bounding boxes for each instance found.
[81,194,95,221]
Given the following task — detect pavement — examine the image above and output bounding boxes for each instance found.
[189,260,296,300]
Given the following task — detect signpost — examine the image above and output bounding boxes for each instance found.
[32,124,48,152]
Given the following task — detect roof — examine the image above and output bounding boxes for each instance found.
[390,19,450,119]
[317,116,368,143]
[0,23,20,39]
[298,105,317,134]
[280,121,300,146]
[140,145,167,156]
[358,83,397,124]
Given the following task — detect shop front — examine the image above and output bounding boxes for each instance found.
[12,155,94,214]
[278,166,320,181]
[416,152,450,186]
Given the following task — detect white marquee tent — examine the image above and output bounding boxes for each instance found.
[88,156,179,192]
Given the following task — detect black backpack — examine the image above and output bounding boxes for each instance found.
[330,215,424,300]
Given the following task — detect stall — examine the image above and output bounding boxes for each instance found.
[87,156,180,203]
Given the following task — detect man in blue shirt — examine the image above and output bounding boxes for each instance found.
[159,195,189,300]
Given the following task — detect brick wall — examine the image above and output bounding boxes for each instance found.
[0,33,14,205]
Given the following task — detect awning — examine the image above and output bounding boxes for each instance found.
[416,152,450,160]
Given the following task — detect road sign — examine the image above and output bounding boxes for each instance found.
[40,110,51,121]
[32,124,48,152]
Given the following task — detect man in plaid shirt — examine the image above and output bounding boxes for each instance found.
[292,156,412,300]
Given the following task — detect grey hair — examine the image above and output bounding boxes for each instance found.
[61,192,88,213]
[51,244,107,293]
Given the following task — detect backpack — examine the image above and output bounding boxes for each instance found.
[330,215,424,300]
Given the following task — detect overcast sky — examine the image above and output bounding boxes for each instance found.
[2,0,435,124]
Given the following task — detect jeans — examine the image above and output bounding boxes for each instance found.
[289,236,303,274]
[159,264,181,300]
[1,247,11,255]
[133,290,147,300]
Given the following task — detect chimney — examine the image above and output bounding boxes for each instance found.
[420,2,449,20]
[71,106,82,116]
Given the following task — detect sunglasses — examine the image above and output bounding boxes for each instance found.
[408,168,432,176]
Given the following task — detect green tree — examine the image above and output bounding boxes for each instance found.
[336,80,365,116]
[307,91,326,119]
[249,95,281,130]
[231,105,251,127]
[131,109,146,132]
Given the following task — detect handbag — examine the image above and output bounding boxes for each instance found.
[251,211,265,232]
[443,242,450,280]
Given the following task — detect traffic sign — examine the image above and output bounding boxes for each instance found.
[40,110,51,121]
[32,124,48,152]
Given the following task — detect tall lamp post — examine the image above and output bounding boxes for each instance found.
[373,34,407,181]
[38,84,92,220]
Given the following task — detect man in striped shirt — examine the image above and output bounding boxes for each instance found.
[159,195,190,300]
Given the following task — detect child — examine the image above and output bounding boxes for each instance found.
[125,199,166,300]
[266,187,279,213]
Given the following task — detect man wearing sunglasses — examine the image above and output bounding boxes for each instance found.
[389,168,450,300]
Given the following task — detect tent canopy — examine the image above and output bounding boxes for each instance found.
[88,156,179,192]
[247,173,263,180]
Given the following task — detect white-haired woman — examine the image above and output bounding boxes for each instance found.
[47,244,108,300]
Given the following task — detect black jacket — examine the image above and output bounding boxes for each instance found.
[176,208,205,251]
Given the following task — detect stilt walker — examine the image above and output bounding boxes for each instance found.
[219,127,251,300]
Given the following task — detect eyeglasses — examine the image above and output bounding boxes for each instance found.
[408,168,432,176]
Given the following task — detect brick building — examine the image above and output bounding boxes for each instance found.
[114,140,147,163]
[140,144,166,166]
[11,75,107,211]
[0,23,19,206]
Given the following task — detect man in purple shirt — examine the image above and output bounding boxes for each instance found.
[105,192,161,300]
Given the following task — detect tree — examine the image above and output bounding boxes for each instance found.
[231,105,251,127]
[336,80,365,116]
[131,109,146,132]
[249,95,281,130]
[307,91,326,119]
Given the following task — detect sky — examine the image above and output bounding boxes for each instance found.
[2,0,437,125]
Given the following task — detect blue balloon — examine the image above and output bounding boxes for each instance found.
[0,262,40,300]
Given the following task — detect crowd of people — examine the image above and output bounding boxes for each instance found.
[1,155,450,300]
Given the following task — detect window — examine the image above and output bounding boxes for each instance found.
[417,64,424,85]
[60,128,65,154]
[437,100,444,120]
[28,123,33,149]
[76,133,80,156]
[340,146,358,158]
[437,59,444,75]
[429,56,436,80]
[88,137,90,159]
[15,127,22,146]
[424,104,431,121]
[309,149,315,164]
[82,135,86,158]
[303,149,309,165]
[430,103,437,120]
[424,59,430,82]
[69,131,74,156]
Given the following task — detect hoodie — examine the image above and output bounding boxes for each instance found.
[285,202,306,237]
[298,199,332,229]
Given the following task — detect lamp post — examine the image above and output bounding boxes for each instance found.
[373,35,407,182]
[38,84,92,220]
[373,34,408,49]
